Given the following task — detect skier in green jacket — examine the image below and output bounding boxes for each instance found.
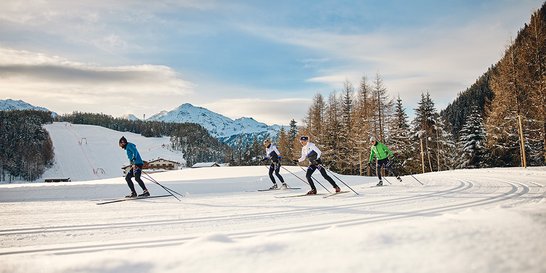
[368,136,402,186]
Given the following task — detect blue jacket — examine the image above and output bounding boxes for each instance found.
[125,142,144,165]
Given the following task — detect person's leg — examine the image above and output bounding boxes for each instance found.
[133,167,147,192]
[125,170,136,193]
[274,162,285,183]
[318,166,338,188]
[268,163,277,184]
[306,165,317,191]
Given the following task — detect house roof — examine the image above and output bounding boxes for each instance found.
[191,162,220,168]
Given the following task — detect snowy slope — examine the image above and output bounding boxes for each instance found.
[147,103,280,138]
[0,99,49,111]
[0,166,544,273]
[41,122,185,181]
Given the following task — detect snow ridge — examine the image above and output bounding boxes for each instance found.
[147,103,280,139]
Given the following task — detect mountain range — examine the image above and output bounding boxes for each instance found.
[147,103,280,141]
[0,99,54,115]
[0,99,280,146]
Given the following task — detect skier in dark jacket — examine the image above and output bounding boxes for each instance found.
[261,139,287,189]
[368,136,402,186]
[119,136,149,197]
[294,136,340,195]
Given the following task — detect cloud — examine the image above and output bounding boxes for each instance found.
[203,98,310,126]
[0,47,194,117]
[237,4,537,110]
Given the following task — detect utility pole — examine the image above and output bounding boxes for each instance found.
[420,136,425,174]
[517,115,527,168]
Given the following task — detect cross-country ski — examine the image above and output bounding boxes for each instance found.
[323,190,351,198]
[96,194,173,205]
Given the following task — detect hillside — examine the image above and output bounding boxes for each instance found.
[41,122,185,182]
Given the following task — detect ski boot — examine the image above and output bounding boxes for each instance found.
[280,183,288,189]
[376,180,383,186]
[334,186,341,193]
[306,189,317,195]
[397,176,402,182]
[125,192,137,198]
[138,190,150,197]
[269,184,278,190]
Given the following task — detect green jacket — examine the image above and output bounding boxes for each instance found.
[369,141,394,163]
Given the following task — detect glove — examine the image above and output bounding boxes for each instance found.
[310,159,318,165]
[292,159,299,164]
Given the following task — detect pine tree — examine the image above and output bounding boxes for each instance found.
[304,94,326,144]
[370,73,392,141]
[352,76,374,174]
[411,92,440,173]
[388,96,413,172]
[339,80,357,174]
[456,105,487,168]
[276,127,290,164]
[287,119,299,163]
[322,92,342,171]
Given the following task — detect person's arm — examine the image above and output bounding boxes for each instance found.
[383,143,394,158]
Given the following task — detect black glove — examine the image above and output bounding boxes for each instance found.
[310,159,318,165]
[292,159,299,164]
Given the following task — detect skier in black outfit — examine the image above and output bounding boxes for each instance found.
[261,139,287,189]
[293,136,341,195]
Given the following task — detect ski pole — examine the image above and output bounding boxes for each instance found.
[322,167,359,195]
[370,163,392,185]
[394,162,424,185]
[142,175,182,201]
[142,171,185,197]
[410,174,424,185]
[142,171,184,201]
[281,165,310,186]
[298,165,331,193]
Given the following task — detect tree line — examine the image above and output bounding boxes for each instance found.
[280,3,545,175]
[0,110,55,181]
[58,112,230,167]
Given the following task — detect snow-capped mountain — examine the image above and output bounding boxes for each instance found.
[0,99,52,113]
[121,114,141,121]
[148,103,280,144]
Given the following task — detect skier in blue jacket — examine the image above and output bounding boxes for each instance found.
[119,136,149,198]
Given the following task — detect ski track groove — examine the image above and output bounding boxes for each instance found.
[0,176,543,256]
[0,180,470,236]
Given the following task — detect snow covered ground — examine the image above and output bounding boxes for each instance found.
[41,122,185,182]
[0,166,545,273]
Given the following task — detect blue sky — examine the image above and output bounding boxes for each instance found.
[0,0,543,125]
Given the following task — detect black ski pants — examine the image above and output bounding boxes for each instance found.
[376,158,399,181]
[269,161,285,184]
[125,165,147,193]
[306,163,338,191]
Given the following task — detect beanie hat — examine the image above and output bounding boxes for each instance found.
[119,136,127,144]
[300,136,309,141]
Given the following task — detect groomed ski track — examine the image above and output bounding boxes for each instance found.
[1,167,544,259]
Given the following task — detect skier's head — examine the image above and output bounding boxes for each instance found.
[119,136,127,149]
[369,136,377,145]
[263,139,271,147]
[299,136,309,144]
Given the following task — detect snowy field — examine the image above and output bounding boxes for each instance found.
[41,122,185,182]
[0,166,545,273]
